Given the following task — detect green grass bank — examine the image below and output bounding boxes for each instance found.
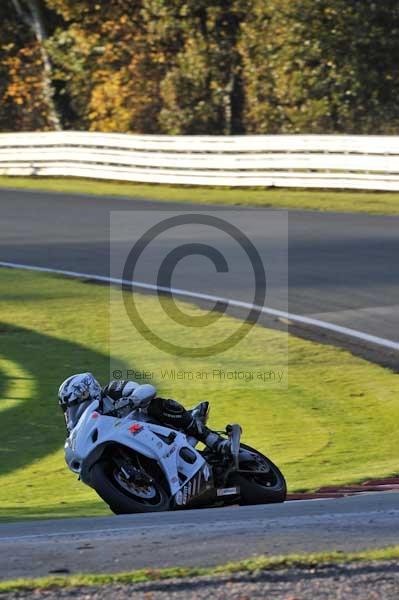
[1,176,399,214]
[1,267,399,520]
[1,546,399,593]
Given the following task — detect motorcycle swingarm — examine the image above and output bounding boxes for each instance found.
[235,468,270,474]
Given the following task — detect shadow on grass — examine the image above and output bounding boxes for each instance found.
[0,365,7,406]
[0,322,130,478]
[0,500,111,523]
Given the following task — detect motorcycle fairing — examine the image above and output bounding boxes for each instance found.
[65,400,207,498]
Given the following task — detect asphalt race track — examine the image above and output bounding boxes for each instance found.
[1,188,399,347]
[1,493,399,580]
[1,186,399,578]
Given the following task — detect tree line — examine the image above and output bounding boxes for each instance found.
[2,0,399,135]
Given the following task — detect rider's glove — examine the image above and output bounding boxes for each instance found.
[103,380,156,415]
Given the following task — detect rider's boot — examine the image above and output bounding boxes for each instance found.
[148,397,231,456]
[186,414,231,456]
[188,401,210,426]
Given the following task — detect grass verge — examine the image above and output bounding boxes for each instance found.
[1,267,399,520]
[1,546,399,593]
[1,175,399,214]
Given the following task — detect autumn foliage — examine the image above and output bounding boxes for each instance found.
[2,0,399,134]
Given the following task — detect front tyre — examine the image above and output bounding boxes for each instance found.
[90,458,170,514]
[229,444,287,505]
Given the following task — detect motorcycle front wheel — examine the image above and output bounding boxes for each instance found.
[90,453,170,514]
[229,443,287,505]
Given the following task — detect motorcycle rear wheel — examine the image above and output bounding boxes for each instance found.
[229,443,286,505]
[91,455,170,514]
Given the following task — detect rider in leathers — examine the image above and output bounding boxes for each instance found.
[58,373,230,455]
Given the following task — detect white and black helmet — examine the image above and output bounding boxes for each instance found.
[58,372,102,430]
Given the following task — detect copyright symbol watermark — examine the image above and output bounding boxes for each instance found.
[119,213,267,358]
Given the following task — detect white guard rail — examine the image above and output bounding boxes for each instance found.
[1,131,399,190]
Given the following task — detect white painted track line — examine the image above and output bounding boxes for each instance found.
[1,260,398,351]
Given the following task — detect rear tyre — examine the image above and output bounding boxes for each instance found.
[229,443,286,505]
[90,456,170,514]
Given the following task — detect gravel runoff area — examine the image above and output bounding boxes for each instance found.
[6,561,399,600]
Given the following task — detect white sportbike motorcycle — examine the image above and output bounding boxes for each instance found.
[64,390,286,513]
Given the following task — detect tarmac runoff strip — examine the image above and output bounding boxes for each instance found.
[2,499,399,544]
[1,260,399,352]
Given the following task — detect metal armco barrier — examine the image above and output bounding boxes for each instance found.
[1,131,399,190]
